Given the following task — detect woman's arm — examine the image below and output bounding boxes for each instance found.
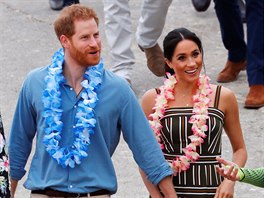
[215,87,247,197]
[220,87,247,166]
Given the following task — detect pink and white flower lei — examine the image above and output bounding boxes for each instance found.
[149,73,212,175]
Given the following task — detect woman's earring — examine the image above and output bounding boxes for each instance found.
[202,61,207,75]
[165,59,172,69]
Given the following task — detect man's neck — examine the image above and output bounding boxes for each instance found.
[63,59,86,95]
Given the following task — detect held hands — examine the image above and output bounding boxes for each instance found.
[216,157,240,181]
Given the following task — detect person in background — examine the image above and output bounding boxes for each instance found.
[140,27,247,197]
[102,0,135,84]
[136,0,172,77]
[8,5,177,198]
[102,0,248,85]
[243,0,264,108]
[49,0,79,10]
[216,157,264,188]
[0,112,10,198]
[214,0,264,108]
[214,0,247,84]
[191,0,246,22]
[136,0,245,79]
[238,0,246,23]
[137,0,264,108]
[191,0,211,12]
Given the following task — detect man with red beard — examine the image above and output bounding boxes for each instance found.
[8,5,177,198]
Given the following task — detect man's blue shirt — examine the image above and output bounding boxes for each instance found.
[8,66,172,194]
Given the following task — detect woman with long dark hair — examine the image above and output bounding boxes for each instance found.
[140,28,247,197]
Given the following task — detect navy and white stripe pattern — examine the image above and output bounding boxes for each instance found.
[159,86,224,197]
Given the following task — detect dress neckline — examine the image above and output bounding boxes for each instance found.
[165,106,225,115]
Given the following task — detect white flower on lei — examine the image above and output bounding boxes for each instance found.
[150,73,212,175]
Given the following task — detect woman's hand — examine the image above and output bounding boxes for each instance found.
[214,179,235,198]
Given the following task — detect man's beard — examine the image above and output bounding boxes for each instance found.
[70,45,101,67]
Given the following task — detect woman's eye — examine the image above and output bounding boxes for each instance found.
[178,56,185,61]
[193,51,200,57]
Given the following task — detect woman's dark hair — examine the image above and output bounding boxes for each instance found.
[163,28,203,75]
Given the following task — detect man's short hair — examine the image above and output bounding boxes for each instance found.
[54,4,99,40]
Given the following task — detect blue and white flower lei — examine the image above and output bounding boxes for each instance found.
[42,48,103,168]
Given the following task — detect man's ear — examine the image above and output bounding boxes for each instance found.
[60,35,70,49]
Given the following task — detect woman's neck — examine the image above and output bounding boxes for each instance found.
[175,80,198,96]
[170,80,198,107]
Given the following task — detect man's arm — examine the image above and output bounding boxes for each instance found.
[9,75,38,197]
[139,168,165,198]
[120,87,177,196]
[158,176,178,198]
[11,179,18,198]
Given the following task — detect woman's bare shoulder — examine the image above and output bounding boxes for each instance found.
[210,84,235,98]
[142,88,158,100]
[219,86,236,99]
[141,88,159,116]
[211,84,238,112]
[142,88,159,107]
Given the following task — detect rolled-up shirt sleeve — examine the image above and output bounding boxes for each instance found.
[119,87,173,185]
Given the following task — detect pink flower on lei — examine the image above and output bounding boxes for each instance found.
[0,156,9,172]
[149,74,212,175]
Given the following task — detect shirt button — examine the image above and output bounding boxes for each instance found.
[73,126,76,128]
[70,88,73,90]
[74,105,77,108]
[70,185,73,188]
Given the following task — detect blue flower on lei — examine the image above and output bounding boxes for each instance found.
[42,48,103,168]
